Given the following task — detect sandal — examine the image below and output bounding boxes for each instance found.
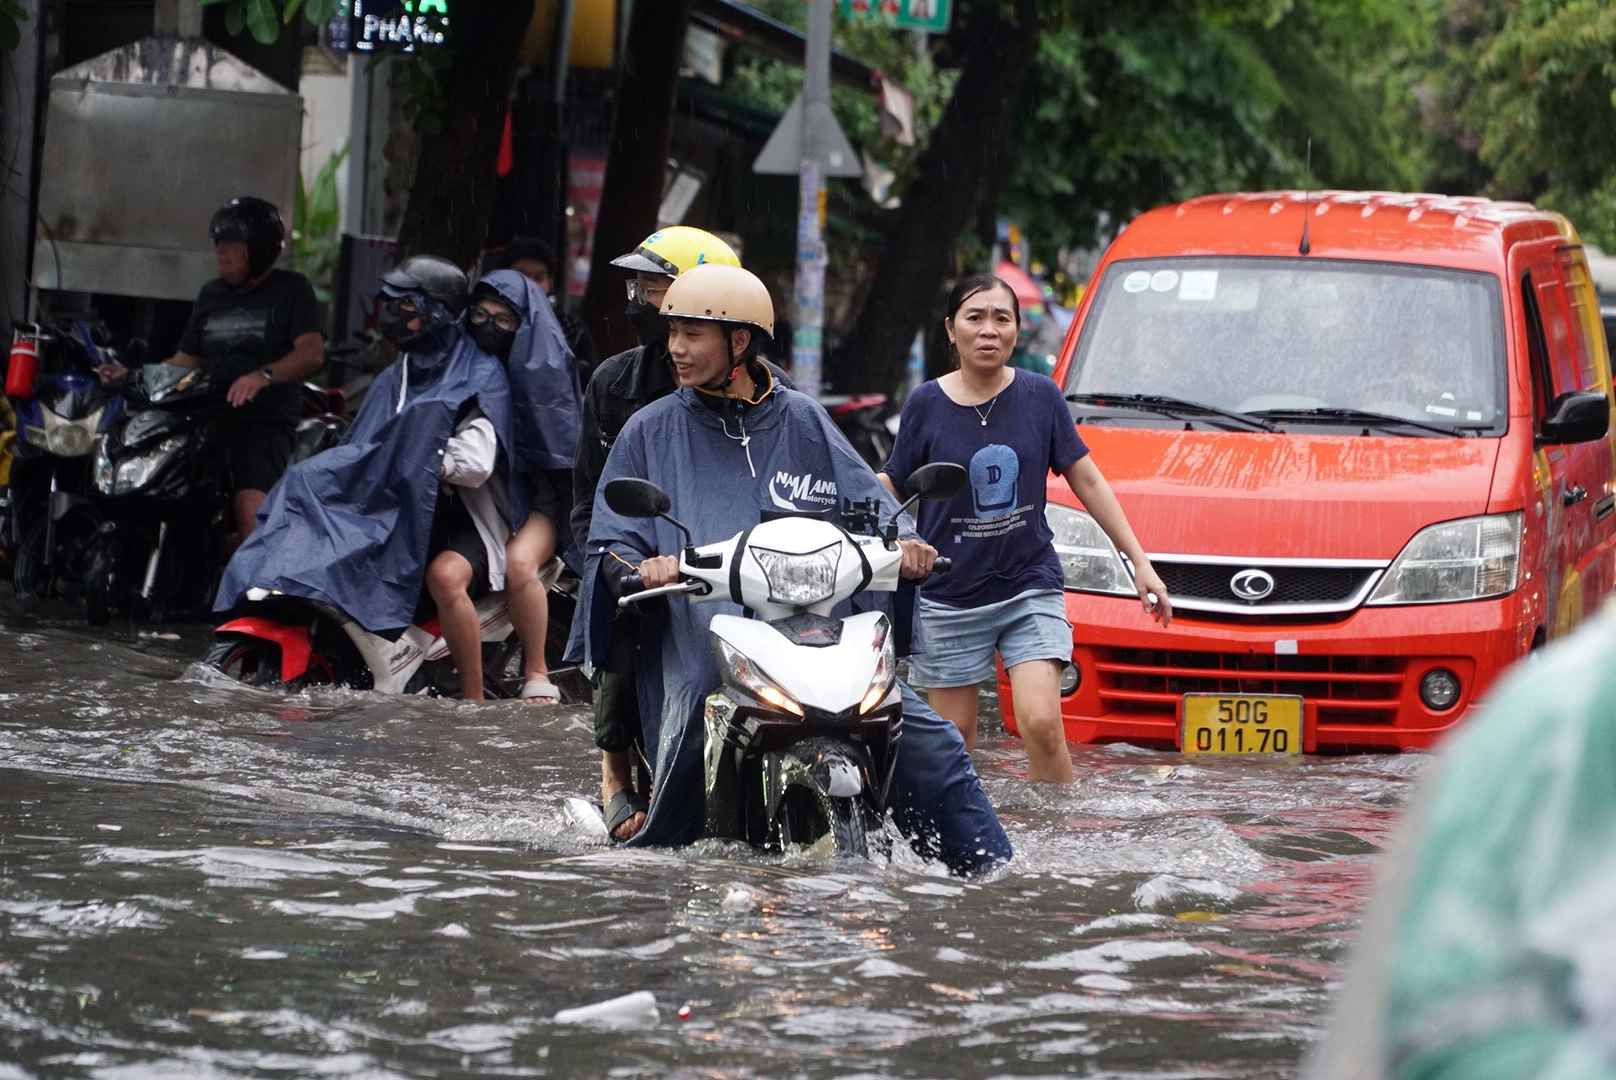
[603,789,648,843]
[520,675,561,702]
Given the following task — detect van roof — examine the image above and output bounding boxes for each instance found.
[1115,191,1571,272]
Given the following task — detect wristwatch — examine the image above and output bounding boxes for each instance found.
[259,366,275,384]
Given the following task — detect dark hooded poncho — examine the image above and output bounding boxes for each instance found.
[214,327,526,634]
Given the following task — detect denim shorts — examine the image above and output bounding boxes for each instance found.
[908,589,1073,689]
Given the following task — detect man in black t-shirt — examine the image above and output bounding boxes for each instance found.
[105,197,324,546]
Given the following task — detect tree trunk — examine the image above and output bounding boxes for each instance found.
[396,5,534,268]
[831,0,1040,393]
[580,0,695,358]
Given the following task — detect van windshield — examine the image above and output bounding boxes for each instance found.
[1067,258,1507,434]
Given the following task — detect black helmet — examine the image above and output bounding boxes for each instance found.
[380,255,469,316]
[209,196,285,278]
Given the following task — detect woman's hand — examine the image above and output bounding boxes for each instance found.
[638,555,681,589]
[1133,561,1173,627]
[897,538,937,580]
[95,362,129,387]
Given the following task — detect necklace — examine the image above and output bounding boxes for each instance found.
[972,394,1000,427]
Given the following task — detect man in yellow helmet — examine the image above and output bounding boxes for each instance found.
[571,227,792,840]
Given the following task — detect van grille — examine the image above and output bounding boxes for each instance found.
[1092,647,1404,725]
[1154,562,1375,606]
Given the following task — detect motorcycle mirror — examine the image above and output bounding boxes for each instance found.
[605,478,672,518]
[908,462,967,501]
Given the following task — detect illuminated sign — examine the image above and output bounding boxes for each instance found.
[332,0,452,54]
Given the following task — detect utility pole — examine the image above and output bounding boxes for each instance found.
[754,0,860,400]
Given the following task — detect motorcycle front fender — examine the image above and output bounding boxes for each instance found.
[214,618,313,684]
[760,737,873,829]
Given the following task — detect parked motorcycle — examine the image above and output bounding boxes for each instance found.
[822,392,896,470]
[4,321,128,609]
[85,364,234,625]
[604,460,963,857]
[202,559,585,701]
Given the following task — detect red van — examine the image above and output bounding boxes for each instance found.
[1002,192,1616,752]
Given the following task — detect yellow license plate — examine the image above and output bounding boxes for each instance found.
[1181,694,1303,755]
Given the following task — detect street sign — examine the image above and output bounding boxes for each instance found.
[837,0,952,33]
[331,0,453,55]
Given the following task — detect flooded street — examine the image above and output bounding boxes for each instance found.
[0,611,1425,1078]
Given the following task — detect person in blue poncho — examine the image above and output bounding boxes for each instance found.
[215,256,527,701]
[464,269,583,702]
[573,264,1012,875]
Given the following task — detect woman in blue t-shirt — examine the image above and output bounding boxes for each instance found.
[879,273,1172,783]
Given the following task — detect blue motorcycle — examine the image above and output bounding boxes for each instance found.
[2,320,128,610]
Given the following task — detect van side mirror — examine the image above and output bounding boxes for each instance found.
[1538,391,1610,446]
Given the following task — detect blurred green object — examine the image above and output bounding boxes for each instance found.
[1310,607,1616,1079]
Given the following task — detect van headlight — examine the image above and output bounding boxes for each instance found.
[1045,505,1133,594]
[714,638,804,717]
[1367,512,1522,605]
[750,542,841,605]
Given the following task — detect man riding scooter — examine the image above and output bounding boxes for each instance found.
[215,255,527,701]
[573,264,1012,874]
[98,196,324,550]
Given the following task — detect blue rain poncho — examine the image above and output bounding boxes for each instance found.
[214,327,525,635]
[477,270,580,474]
[1307,607,1616,1079]
[572,378,1012,874]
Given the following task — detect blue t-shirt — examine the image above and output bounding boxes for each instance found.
[883,371,1088,608]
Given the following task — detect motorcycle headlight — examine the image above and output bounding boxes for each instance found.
[750,542,841,606]
[93,436,116,493]
[714,637,804,717]
[858,617,896,715]
[40,406,103,458]
[111,435,187,495]
[1045,504,1133,594]
[1367,512,1522,605]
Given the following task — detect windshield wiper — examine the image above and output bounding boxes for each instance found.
[1065,392,1279,433]
[1246,407,1478,438]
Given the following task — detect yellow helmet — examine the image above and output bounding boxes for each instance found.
[610,226,740,277]
[661,264,775,338]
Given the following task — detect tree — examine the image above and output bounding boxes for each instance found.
[579,0,697,358]
[833,0,1041,392]
[826,0,1424,392]
[202,0,532,267]
[1428,0,1616,248]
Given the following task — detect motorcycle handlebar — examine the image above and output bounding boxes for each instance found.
[931,557,952,574]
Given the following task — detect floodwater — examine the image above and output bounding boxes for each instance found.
[0,610,1425,1078]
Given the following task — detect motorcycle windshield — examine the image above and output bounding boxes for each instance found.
[40,375,101,421]
[137,363,201,401]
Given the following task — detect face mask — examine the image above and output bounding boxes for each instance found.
[470,322,516,360]
[625,300,667,350]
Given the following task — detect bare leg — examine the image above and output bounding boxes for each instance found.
[505,512,555,686]
[927,684,982,750]
[426,551,484,702]
[1007,659,1073,783]
[600,750,645,841]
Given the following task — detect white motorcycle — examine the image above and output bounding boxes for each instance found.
[603,461,964,857]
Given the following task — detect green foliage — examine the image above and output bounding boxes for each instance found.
[292,144,348,305]
[1002,0,1429,262]
[199,0,341,45]
[0,0,28,52]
